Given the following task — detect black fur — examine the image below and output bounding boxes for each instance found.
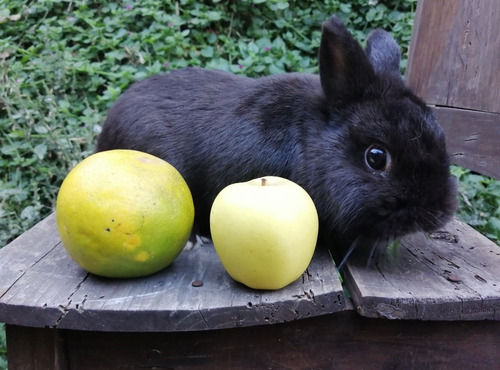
[97,16,457,261]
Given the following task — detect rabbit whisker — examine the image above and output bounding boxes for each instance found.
[366,237,383,268]
[337,236,361,270]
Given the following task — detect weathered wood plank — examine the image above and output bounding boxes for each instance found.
[57,243,344,332]
[8,312,500,369]
[433,106,500,179]
[406,0,500,113]
[406,0,500,179]
[343,218,500,320]
[0,213,61,296]
[0,213,346,332]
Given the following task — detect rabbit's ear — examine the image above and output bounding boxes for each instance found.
[319,16,376,106]
[365,29,401,76]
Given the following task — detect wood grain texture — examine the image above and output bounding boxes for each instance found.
[434,106,500,179]
[0,214,61,296]
[0,213,345,332]
[406,0,500,179]
[406,0,500,112]
[7,312,500,369]
[343,218,500,320]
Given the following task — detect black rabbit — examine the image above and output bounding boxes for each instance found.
[97,16,457,264]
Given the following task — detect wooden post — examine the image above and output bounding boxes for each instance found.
[406,0,500,179]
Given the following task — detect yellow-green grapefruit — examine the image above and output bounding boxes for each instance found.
[56,149,194,278]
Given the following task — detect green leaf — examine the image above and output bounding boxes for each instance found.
[339,3,352,14]
[200,46,214,58]
[33,144,47,160]
[20,205,37,220]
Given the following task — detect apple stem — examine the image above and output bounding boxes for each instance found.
[261,178,267,186]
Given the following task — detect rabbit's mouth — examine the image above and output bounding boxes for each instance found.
[334,225,395,270]
[334,197,458,270]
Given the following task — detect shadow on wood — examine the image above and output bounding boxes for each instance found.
[7,312,500,370]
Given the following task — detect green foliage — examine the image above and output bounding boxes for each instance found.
[0,0,418,247]
[0,323,6,370]
[452,166,500,244]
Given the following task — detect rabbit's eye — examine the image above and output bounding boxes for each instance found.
[365,145,391,172]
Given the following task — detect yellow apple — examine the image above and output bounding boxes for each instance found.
[210,176,319,290]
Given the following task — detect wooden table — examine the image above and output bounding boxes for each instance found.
[1,213,499,369]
